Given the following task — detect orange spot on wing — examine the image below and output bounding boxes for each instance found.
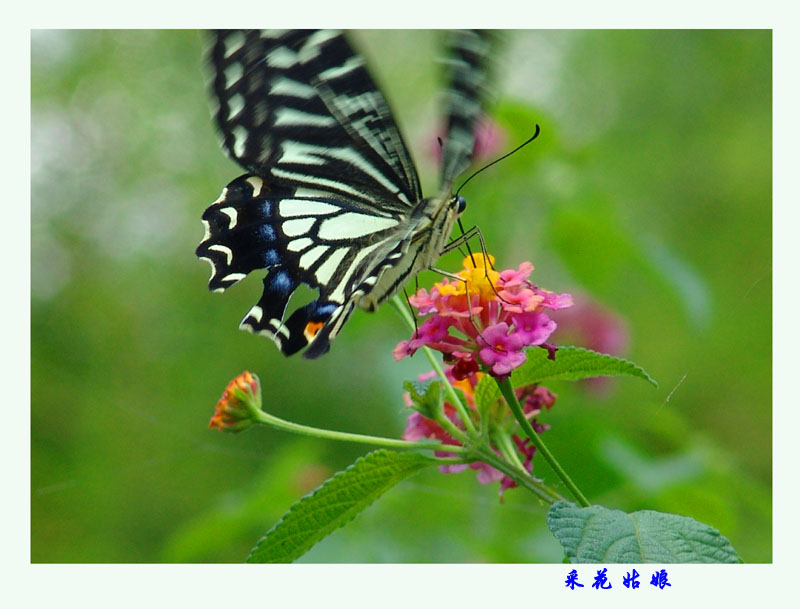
[304,320,324,341]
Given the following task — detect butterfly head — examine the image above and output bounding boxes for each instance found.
[453,194,467,215]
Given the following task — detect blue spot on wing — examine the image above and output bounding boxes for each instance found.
[261,249,279,266]
[271,270,293,293]
[258,225,275,241]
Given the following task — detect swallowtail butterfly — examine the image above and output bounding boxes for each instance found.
[197,30,491,358]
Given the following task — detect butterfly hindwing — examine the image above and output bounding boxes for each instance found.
[196,173,414,356]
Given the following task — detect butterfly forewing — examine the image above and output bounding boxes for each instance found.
[209,29,420,210]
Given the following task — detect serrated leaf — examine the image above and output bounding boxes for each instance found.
[403,379,443,419]
[473,374,500,429]
[403,379,430,402]
[474,374,500,410]
[512,346,657,388]
[547,501,740,563]
[247,450,438,563]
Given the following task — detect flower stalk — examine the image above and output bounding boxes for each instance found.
[252,408,463,452]
[496,377,590,507]
[391,295,478,437]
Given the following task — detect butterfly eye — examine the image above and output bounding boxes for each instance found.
[454,195,467,214]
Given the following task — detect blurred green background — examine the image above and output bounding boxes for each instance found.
[31,30,771,563]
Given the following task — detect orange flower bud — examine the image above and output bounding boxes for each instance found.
[208,371,261,433]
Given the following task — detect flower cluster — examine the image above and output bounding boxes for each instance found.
[402,366,557,496]
[394,254,573,378]
[208,371,262,433]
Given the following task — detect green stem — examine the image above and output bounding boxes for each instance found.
[496,377,590,507]
[252,409,466,453]
[494,429,528,472]
[471,446,562,503]
[390,296,478,436]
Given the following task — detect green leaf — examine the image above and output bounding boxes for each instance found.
[403,379,443,419]
[473,373,501,414]
[512,346,657,388]
[247,450,438,563]
[547,501,740,563]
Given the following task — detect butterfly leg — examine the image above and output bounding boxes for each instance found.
[442,224,509,303]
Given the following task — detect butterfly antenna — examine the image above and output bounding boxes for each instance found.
[454,124,541,198]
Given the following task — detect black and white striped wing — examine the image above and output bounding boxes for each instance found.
[208,29,421,211]
[439,30,493,190]
[198,30,424,358]
[197,174,412,357]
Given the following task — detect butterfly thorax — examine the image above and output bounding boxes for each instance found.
[357,193,462,312]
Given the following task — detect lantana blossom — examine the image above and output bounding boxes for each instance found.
[394,254,573,378]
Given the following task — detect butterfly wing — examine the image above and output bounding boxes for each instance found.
[439,30,493,190]
[199,30,425,357]
[208,29,421,210]
[197,174,414,356]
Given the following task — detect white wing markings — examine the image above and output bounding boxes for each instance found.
[232,125,248,158]
[208,244,233,265]
[227,93,245,120]
[266,45,297,69]
[299,245,329,269]
[269,76,317,99]
[219,207,238,229]
[278,141,408,204]
[246,305,264,322]
[269,319,291,338]
[274,107,337,128]
[224,62,243,89]
[315,247,349,285]
[318,213,399,241]
[222,272,246,283]
[317,55,364,82]
[271,167,367,201]
[287,237,313,252]
[299,30,341,62]
[278,198,340,218]
[330,241,383,303]
[223,31,246,58]
[246,176,264,193]
[282,218,315,237]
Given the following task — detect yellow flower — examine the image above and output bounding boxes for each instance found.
[431,254,500,299]
[458,254,500,299]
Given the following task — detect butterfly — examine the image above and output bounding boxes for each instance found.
[196,30,491,358]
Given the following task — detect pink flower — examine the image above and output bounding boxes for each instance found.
[428,115,508,164]
[477,323,527,377]
[395,254,572,378]
[498,261,535,288]
[510,312,557,346]
[472,116,508,161]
